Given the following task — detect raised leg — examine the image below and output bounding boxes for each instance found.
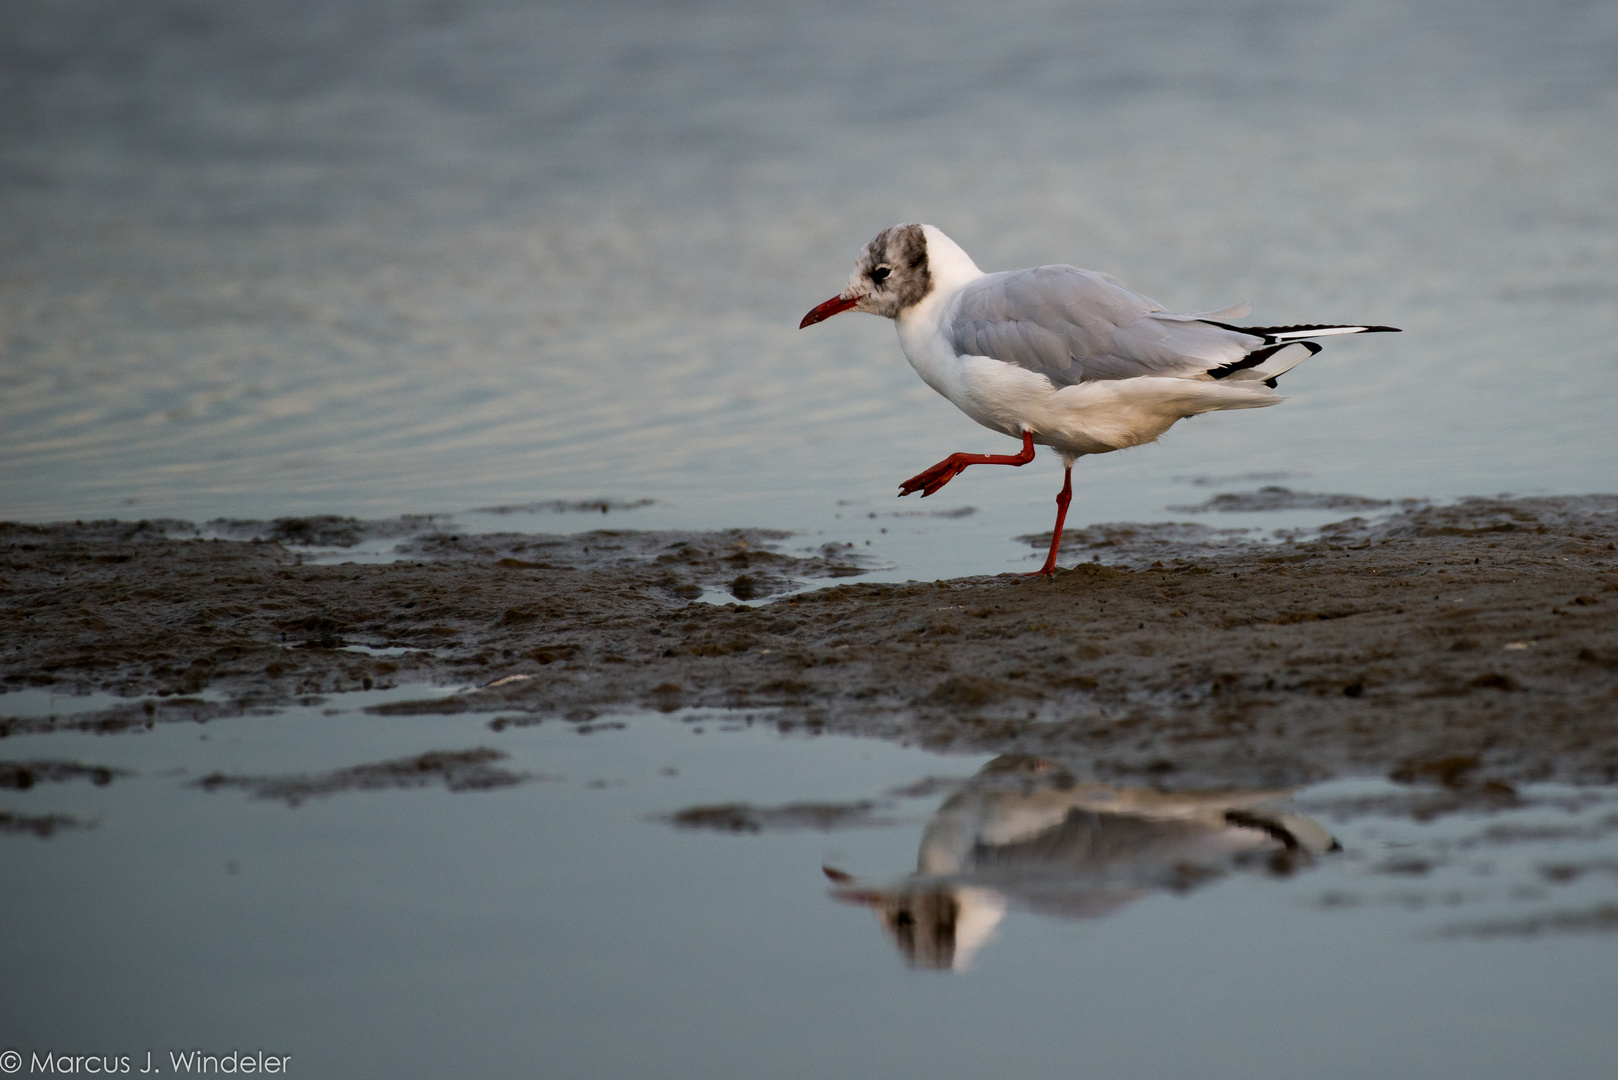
[1026,464,1073,577]
[898,431,1035,498]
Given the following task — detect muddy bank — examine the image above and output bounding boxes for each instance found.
[3,496,1617,788]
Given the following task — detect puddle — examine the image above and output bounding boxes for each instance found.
[338,644,423,658]
[3,691,1617,1078]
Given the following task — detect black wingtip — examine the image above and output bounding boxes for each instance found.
[1363,325,1401,333]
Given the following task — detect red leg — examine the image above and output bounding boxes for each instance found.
[1026,464,1073,577]
[898,430,1035,498]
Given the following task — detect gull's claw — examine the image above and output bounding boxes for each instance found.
[898,432,1038,498]
[899,458,970,497]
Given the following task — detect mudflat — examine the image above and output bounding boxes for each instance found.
[4,496,1616,790]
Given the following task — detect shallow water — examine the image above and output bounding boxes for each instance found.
[3,0,1617,573]
[4,690,1618,1079]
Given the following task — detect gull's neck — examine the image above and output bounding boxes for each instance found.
[896,225,984,336]
[920,225,984,296]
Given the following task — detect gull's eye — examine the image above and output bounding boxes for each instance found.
[870,265,891,283]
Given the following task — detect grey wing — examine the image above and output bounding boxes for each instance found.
[948,266,1261,385]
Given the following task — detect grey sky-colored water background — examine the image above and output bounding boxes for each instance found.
[3,0,1617,565]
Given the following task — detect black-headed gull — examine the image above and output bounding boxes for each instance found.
[801,224,1399,576]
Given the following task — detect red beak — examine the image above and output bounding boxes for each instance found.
[799,294,859,329]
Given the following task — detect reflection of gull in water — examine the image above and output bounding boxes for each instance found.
[828,755,1338,971]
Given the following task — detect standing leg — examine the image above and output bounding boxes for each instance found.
[898,431,1035,497]
[1027,464,1073,577]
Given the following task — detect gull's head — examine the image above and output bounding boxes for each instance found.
[799,223,935,328]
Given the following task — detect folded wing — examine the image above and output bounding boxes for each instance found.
[947,265,1396,388]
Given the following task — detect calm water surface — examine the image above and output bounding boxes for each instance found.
[2,0,1616,572]
[4,693,1618,1079]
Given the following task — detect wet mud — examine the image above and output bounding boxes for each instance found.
[1439,905,1618,938]
[3,495,1617,790]
[667,800,894,833]
[0,810,87,837]
[193,748,532,806]
[1167,485,1408,514]
[0,760,125,789]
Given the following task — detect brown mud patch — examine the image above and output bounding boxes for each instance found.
[193,748,533,805]
[666,800,894,832]
[1438,905,1618,938]
[1167,486,1407,514]
[4,495,1618,789]
[0,760,126,789]
[0,810,89,837]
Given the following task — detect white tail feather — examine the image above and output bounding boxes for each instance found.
[1269,326,1375,340]
[1220,341,1319,382]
